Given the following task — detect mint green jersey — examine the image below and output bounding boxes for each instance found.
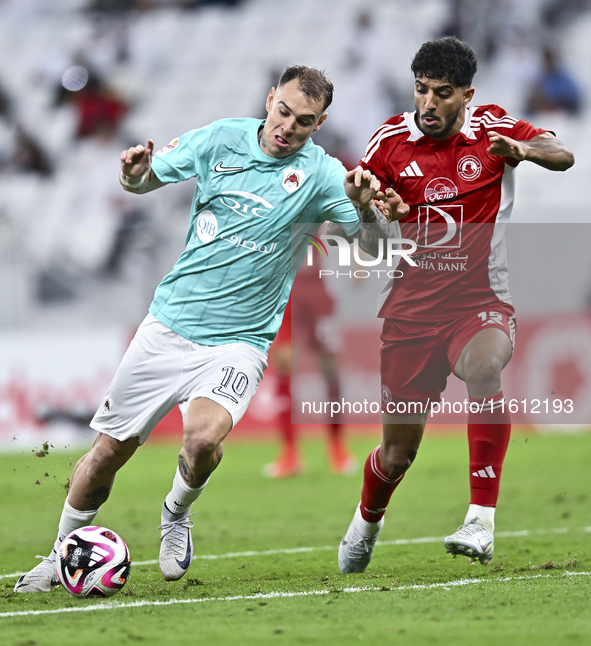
[149,118,359,353]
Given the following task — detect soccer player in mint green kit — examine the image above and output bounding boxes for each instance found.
[15,65,407,591]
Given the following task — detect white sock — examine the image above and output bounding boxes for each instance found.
[356,504,382,535]
[53,499,100,553]
[164,468,209,517]
[465,504,495,532]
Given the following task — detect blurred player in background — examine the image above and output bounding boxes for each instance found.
[337,37,574,573]
[15,65,391,593]
[264,260,357,478]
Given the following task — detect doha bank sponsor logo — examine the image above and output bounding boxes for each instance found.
[303,233,417,279]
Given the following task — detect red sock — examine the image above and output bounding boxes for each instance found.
[277,373,296,455]
[468,391,511,507]
[327,376,342,425]
[328,423,342,443]
[326,378,346,449]
[360,446,404,522]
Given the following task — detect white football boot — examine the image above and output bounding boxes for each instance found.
[158,504,195,581]
[14,552,59,593]
[444,518,494,565]
[338,504,384,573]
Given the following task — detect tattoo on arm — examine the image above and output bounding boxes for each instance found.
[357,202,392,257]
[178,455,194,485]
[85,486,110,509]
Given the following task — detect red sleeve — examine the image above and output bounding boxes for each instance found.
[360,151,390,190]
[359,119,402,191]
[506,119,549,166]
[482,105,550,168]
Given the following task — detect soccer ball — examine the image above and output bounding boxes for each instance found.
[56,526,131,598]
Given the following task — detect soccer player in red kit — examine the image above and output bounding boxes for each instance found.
[265,265,357,478]
[338,37,574,572]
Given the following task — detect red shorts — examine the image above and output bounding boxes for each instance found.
[380,303,516,409]
[273,291,339,355]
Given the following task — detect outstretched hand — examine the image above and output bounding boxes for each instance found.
[121,139,155,178]
[375,187,410,222]
[344,166,381,208]
[487,131,527,161]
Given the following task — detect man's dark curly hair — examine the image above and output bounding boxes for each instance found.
[411,37,477,88]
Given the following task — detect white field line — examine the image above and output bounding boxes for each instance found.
[3,525,590,581]
[1,571,589,619]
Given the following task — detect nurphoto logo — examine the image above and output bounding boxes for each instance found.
[303,233,417,279]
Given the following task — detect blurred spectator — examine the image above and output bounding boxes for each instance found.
[440,0,505,62]
[264,268,357,479]
[87,0,243,10]
[12,123,54,176]
[0,79,53,177]
[33,128,150,303]
[56,68,129,139]
[83,19,130,73]
[312,129,358,171]
[86,0,135,13]
[542,0,591,28]
[329,9,402,160]
[0,82,11,121]
[525,47,582,116]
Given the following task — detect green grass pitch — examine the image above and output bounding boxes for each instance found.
[1,430,590,645]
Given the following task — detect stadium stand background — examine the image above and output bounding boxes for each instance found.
[0,0,590,446]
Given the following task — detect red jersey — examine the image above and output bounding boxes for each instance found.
[361,105,546,322]
[273,263,335,346]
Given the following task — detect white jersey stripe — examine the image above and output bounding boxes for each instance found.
[471,118,517,124]
[481,122,517,129]
[487,164,514,305]
[363,126,409,163]
[483,110,517,121]
[470,113,518,131]
[471,118,517,127]
[472,114,517,122]
[410,161,423,176]
[364,124,403,156]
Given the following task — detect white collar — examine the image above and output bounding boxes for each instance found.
[405,106,477,141]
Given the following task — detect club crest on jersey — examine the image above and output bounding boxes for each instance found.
[282,168,305,194]
[157,137,179,156]
[381,385,393,405]
[424,177,458,203]
[457,156,482,181]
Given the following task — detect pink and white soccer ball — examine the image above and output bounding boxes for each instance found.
[56,526,131,598]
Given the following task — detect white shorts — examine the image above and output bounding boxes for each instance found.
[90,314,267,445]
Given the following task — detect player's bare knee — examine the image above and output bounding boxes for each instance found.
[83,436,132,478]
[379,445,417,479]
[182,429,222,462]
[464,355,503,391]
[84,448,118,481]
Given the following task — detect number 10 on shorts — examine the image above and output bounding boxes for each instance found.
[212,366,249,403]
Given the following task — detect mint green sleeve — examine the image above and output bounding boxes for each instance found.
[151,124,215,183]
[318,157,360,236]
